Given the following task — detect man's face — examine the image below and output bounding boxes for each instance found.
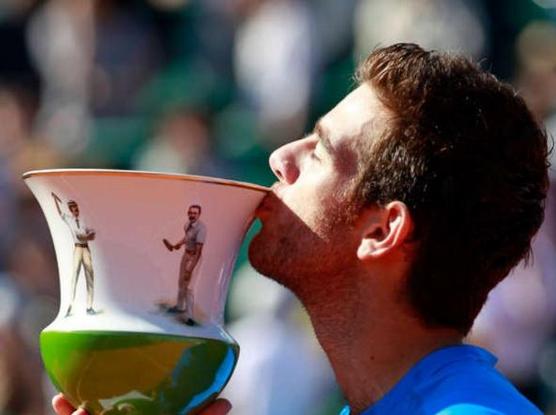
[69,204,79,217]
[249,83,388,296]
[188,207,201,223]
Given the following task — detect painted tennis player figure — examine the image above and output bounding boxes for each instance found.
[52,192,96,316]
[163,204,206,322]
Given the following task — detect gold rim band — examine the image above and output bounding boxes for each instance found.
[22,169,269,193]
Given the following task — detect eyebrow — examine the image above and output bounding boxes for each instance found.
[314,119,335,157]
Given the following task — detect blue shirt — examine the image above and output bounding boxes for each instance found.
[340,344,541,415]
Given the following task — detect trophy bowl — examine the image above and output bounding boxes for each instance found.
[23,169,268,415]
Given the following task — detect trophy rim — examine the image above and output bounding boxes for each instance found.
[22,168,270,193]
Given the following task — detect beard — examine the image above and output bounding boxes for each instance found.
[248,192,359,306]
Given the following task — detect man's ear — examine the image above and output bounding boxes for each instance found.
[356,201,413,260]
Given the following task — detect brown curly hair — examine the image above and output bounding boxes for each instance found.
[354,43,550,334]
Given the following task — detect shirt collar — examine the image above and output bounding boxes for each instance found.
[339,345,496,415]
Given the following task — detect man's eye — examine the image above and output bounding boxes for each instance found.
[310,149,321,161]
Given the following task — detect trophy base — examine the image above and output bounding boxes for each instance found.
[41,330,239,415]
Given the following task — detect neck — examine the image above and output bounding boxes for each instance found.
[301,268,462,415]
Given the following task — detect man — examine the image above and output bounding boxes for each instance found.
[54,44,547,414]
[163,204,206,323]
[52,193,96,316]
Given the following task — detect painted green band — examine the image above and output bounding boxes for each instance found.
[41,330,239,415]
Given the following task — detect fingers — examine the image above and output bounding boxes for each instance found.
[52,394,73,415]
[201,399,232,415]
[53,394,229,415]
[53,396,87,415]
[52,394,88,415]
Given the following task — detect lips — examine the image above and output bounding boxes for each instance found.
[255,197,272,218]
[255,186,281,218]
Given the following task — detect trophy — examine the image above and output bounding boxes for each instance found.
[23,169,268,414]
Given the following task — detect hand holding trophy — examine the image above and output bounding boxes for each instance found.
[52,394,232,415]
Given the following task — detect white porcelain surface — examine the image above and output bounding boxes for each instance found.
[24,169,268,340]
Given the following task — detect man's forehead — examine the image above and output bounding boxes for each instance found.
[319,84,387,167]
[321,84,384,136]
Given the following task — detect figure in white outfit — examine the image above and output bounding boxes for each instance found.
[52,192,96,316]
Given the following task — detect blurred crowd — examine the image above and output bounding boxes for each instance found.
[1,0,556,414]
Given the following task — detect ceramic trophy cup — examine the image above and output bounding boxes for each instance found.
[23,169,268,415]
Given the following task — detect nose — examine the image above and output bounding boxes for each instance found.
[269,142,301,185]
